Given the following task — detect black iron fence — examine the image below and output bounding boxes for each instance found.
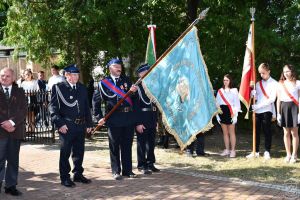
[24,90,55,143]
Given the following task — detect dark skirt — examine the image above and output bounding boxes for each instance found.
[280,101,299,128]
[220,105,232,125]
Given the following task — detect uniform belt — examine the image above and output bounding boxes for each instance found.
[64,117,86,125]
[141,107,157,112]
[116,107,132,112]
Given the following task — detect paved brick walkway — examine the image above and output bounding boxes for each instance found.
[0,143,298,200]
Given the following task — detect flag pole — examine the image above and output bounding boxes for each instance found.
[250,7,257,156]
[92,8,209,133]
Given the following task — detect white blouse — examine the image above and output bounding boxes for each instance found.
[216,88,241,116]
[254,77,278,114]
[20,80,39,91]
[277,80,300,102]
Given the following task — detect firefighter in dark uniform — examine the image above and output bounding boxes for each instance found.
[49,64,93,187]
[135,64,160,174]
[93,58,138,180]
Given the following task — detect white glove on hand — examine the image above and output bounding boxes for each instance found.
[231,115,237,124]
[298,113,300,124]
[251,90,256,97]
[252,104,259,111]
[277,114,281,126]
[216,115,221,124]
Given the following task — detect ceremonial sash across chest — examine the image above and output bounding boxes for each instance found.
[281,82,299,106]
[101,78,133,106]
[259,80,269,99]
[218,89,234,117]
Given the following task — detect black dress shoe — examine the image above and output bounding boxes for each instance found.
[4,186,22,196]
[122,172,138,178]
[149,166,160,172]
[74,175,91,184]
[112,173,122,180]
[61,179,76,187]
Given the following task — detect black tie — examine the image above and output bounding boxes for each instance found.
[4,87,9,100]
[72,86,76,91]
[115,78,119,85]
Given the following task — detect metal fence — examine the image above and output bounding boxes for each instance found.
[24,90,55,143]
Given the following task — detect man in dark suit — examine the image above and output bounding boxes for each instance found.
[93,58,138,180]
[49,64,93,188]
[0,67,27,196]
[135,64,160,174]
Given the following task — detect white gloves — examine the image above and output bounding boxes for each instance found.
[216,115,221,124]
[231,115,237,124]
[251,90,256,97]
[252,104,259,111]
[277,114,281,126]
[298,113,300,124]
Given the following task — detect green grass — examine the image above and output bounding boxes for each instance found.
[90,123,300,185]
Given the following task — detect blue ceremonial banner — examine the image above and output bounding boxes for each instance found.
[143,26,219,150]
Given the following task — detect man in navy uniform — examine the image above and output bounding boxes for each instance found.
[93,58,138,180]
[135,64,160,174]
[49,64,93,187]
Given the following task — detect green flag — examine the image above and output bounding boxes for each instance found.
[145,25,157,66]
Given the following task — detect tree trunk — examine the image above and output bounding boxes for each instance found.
[187,0,201,22]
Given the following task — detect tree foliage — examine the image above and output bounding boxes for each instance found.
[1,0,299,85]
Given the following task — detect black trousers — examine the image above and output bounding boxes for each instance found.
[59,123,85,181]
[187,134,205,155]
[255,112,272,153]
[0,136,21,188]
[136,128,156,169]
[108,126,134,175]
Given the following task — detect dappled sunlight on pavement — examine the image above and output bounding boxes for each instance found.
[0,143,297,200]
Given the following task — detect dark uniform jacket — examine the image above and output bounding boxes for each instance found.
[136,84,157,128]
[0,84,27,139]
[49,81,93,129]
[93,75,137,127]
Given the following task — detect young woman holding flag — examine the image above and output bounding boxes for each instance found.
[216,74,241,158]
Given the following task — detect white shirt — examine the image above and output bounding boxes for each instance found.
[48,75,64,91]
[67,81,76,89]
[110,75,120,85]
[277,80,300,102]
[2,85,12,97]
[216,88,241,116]
[1,85,15,126]
[254,77,278,114]
[20,80,39,91]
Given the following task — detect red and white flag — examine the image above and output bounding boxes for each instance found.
[239,23,256,118]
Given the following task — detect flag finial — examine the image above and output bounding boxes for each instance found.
[199,7,210,20]
[250,7,256,21]
[150,14,153,25]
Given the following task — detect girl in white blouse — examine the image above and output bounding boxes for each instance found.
[277,64,300,164]
[216,74,241,158]
[20,69,39,132]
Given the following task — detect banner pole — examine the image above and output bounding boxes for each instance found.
[250,8,257,156]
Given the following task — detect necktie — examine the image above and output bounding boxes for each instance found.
[72,86,76,91]
[115,78,119,85]
[4,87,9,100]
